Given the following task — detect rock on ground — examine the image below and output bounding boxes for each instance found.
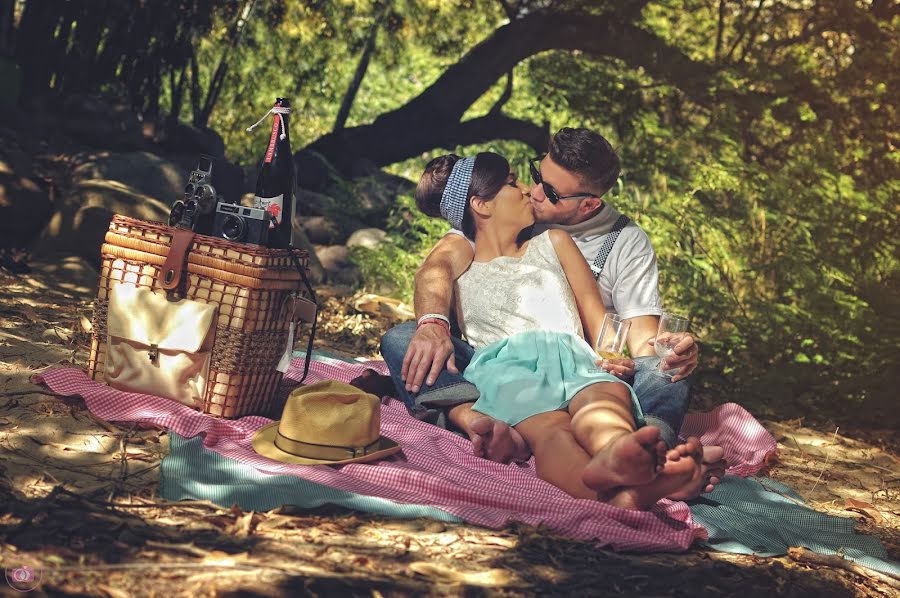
[346,228,388,250]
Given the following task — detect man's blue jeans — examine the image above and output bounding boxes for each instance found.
[379,322,690,447]
[630,356,691,448]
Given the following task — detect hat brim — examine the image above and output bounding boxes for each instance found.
[251,421,402,466]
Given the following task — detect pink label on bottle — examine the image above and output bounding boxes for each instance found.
[264,113,280,164]
[255,194,284,228]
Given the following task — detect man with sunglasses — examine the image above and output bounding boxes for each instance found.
[378,127,722,495]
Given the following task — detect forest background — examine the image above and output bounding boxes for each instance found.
[1,0,897,428]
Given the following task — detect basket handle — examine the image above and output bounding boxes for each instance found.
[158,229,196,290]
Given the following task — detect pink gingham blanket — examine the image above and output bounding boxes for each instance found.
[33,358,776,552]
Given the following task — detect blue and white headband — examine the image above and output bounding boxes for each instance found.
[439,157,475,230]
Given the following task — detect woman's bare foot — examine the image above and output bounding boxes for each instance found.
[605,437,704,510]
[666,444,728,500]
[469,416,531,463]
[581,426,667,493]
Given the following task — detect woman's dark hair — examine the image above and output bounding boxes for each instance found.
[548,127,620,197]
[415,152,510,239]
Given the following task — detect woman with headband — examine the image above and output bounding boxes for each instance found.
[414,152,703,509]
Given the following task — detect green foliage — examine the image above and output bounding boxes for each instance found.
[349,194,448,301]
[361,0,896,425]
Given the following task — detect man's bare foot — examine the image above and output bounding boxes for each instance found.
[469,416,531,463]
[581,426,667,492]
[666,444,728,500]
[606,437,704,510]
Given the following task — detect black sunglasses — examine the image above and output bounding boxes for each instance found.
[529,159,595,205]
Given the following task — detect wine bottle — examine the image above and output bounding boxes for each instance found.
[253,97,296,248]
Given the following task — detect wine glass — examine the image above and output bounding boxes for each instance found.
[595,313,631,361]
[655,312,689,378]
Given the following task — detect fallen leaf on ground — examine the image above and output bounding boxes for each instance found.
[408,562,515,586]
[18,304,40,322]
[352,293,414,320]
[844,497,883,523]
[463,534,517,548]
[97,584,130,598]
[226,511,257,537]
[42,327,71,342]
[201,550,250,566]
[255,514,300,532]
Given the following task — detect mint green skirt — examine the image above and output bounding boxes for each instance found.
[464,330,643,427]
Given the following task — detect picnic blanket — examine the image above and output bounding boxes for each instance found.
[690,476,899,576]
[161,431,462,523]
[32,356,898,574]
[160,432,900,577]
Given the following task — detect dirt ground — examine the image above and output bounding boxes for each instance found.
[0,256,898,597]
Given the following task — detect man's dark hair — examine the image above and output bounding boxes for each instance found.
[415,152,509,239]
[548,127,620,197]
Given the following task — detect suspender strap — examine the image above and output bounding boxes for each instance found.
[590,215,630,280]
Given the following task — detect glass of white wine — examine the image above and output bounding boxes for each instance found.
[595,313,631,361]
[655,312,690,378]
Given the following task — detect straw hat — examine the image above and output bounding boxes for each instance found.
[252,380,401,465]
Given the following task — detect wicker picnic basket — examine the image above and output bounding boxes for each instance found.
[87,215,315,418]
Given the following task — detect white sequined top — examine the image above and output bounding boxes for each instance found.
[455,231,584,350]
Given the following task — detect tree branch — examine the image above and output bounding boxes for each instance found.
[788,547,900,590]
[350,9,710,137]
[724,0,764,64]
[168,65,187,123]
[497,0,516,19]
[303,7,831,176]
[450,112,548,155]
[714,0,726,63]
[333,5,384,132]
[188,50,202,126]
[488,71,514,116]
[198,0,255,128]
[615,0,655,23]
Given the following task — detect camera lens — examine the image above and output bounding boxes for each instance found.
[194,185,216,213]
[168,200,185,226]
[222,215,245,240]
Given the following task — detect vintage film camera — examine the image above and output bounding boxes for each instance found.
[168,154,223,235]
[213,202,271,246]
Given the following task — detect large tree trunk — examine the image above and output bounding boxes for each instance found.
[0,0,15,56]
[48,1,77,95]
[60,3,108,95]
[168,65,188,124]
[94,14,133,88]
[302,9,718,178]
[15,0,61,99]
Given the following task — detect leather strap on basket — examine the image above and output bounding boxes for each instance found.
[158,229,196,290]
[268,225,319,384]
[290,248,318,384]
